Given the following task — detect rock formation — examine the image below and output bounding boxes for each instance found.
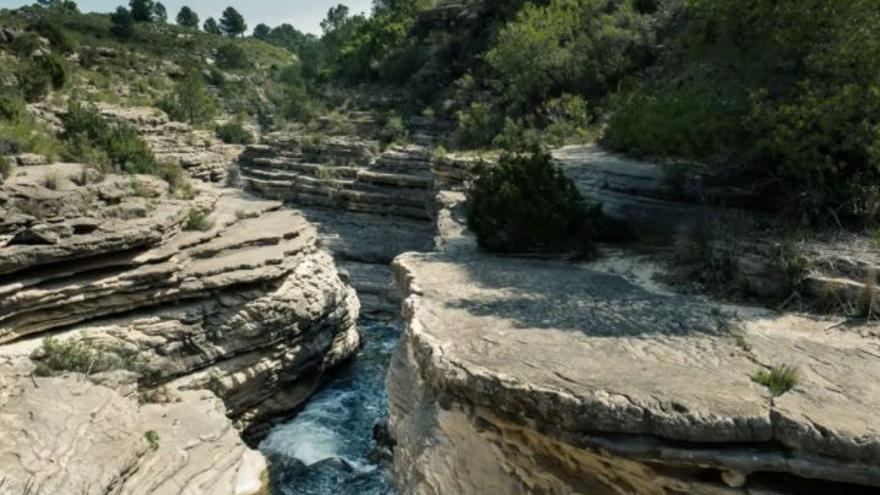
[0,161,359,494]
[384,188,880,494]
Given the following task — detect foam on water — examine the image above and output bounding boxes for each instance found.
[259,320,399,495]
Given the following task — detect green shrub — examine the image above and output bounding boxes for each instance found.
[159,71,217,125]
[0,92,26,122]
[10,32,41,57]
[215,43,250,70]
[18,60,53,102]
[110,6,135,40]
[215,121,253,144]
[184,209,215,231]
[60,103,159,174]
[466,147,601,256]
[28,19,74,54]
[32,336,122,377]
[281,82,316,122]
[752,365,799,397]
[145,430,160,450]
[105,125,156,173]
[454,102,500,149]
[381,112,407,145]
[0,155,12,183]
[39,53,69,90]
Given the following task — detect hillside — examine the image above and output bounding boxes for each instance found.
[1,1,879,495]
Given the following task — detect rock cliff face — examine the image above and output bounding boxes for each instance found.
[237,132,476,317]
[386,196,880,494]
[0,161,359,493]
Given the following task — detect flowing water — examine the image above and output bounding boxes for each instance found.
[260,320,399,495]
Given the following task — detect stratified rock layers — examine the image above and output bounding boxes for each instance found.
[0,163,359,494]
[388,252,880,495]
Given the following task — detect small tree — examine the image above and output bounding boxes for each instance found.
[129,0,154,22]
[203,17,221,35]
[253,23,271,41]
[110,7,135,40]
[220,7,247,38]
[159,70,217,125]
[153,2,167,23]
[176,6,199,28]
[466,147,601,256]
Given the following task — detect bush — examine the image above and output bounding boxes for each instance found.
[215,121,253,144]
[466,147,601,256]
[184,209,215,231]
[10,32,41,57]
[32,336,122,377]
[454,102,500,149]
[60,103,158,174]
[159,71,217,125]
[110,6,135,40]
[0,155,12,183]
[380,112,407,145]
[0,92,26,121]
[752,365,799,397]
[215,43,249,70]
[28,19,74,54]
[18,60,53,102]
[39,53,69,90]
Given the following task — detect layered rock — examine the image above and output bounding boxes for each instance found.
[238,134,439,317]
[388,249,880,494]
[0,162,360,494]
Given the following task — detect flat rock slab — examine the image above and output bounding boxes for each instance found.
[393,252,880,483]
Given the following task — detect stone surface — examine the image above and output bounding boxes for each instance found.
[0,163,360,492]
[388,250,880,494]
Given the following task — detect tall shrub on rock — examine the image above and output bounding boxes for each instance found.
[466,147,601,256]
[110,7,135,40]
[159,71,217,126]
[203,17,221,35]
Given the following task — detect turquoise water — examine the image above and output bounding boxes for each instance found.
[259,320,399,495]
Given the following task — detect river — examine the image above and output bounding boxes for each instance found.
[259,320,399,495]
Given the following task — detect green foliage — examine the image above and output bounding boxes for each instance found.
[27,18,74,54]
[152,2,167,23]
[0,155,12,183]
[176,6,199,28]
[381,112,407,145]
[215,43,249,70]
[60,103,159,175]
[454,102,500,149]
[253,23,271,41]
[0,92,26,122]
[184,209,215,231]
[110,6,135,40]
[215,121,253,144]
[486,0,655,111]
[145,430,160,450]
[9,32,41,57]
[39,52,69,90]
[605,0,880,226]
[466,147,601,256]
[752,365,799,397]
[220,7,247,38]
[32,336,123,377]
[203,17,221,35]
[129,0,154,22]
[159,71,217,126]
[17,59,53,102]
[280,82,317,122]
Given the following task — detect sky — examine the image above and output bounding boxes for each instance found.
[0,0,375,34]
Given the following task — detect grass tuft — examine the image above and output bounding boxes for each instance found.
[184,209,215,232]
[752,364,799,397]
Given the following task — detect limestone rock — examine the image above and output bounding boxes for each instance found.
[388,251,880,493]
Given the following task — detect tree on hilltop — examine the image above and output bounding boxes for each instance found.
[153,2,167,23]
[253,23,271,41]
[203,17,222,35]
[110,6,135,39]
[176,6,199,28]
[220,7,247,38]
[129,0,154,22]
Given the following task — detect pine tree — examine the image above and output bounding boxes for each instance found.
[153,2,167,23]
[203,17,221,35]
[176,6,199,28]
[219,7,247,38]
[129,0,154,22]
[110,6,135,39]
[253,23,271,41]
